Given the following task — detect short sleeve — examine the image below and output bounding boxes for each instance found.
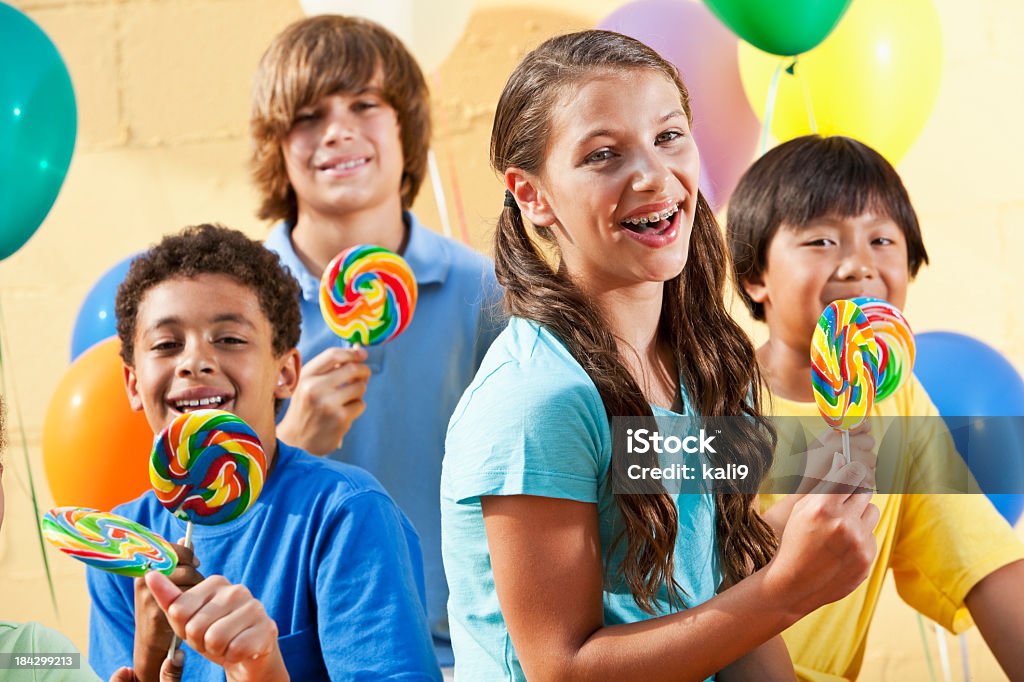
[314,491,440,680]
[444,359,608,506]
[891,492,1024,632]
[890,380,1024,631]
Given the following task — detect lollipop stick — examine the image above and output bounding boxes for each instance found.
[841,429,851,466]
[166,520,194,659]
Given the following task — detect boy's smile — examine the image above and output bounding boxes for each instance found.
[282,84,404,222]
[744,211,910,377]
[123,274,299,459]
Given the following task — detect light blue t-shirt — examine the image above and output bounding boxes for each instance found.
[87,442,440,681]
[442,317,721,681]
[266,213,503,660]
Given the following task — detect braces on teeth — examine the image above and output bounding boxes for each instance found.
[625,206,677,225]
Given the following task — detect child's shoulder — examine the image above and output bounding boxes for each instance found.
[110,490,165,527]
[273,441,390,501]
[452,318,605,427]
[407,213,494,281]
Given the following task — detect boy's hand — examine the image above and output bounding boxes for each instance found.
[108,651,183,682]
[145,571,289,682]
[798,422,877,493]
[278,347,370,455]
[764,454,880,617]
[133,540,203,682]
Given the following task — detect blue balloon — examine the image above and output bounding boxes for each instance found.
[915,331,1024,525]
[71,255,135,361]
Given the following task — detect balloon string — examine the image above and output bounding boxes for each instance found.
[796,56,819,134]
[431,70,472,246]
[445,144,471,247]
[959,633,971,681]
[934,621,952,682]
[427,149,453,239]
[916,613,939,682]
[760,57,787,155]
[0,297,59,616]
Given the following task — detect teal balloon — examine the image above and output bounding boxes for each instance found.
[703,0,852,56]
[0,3,77,260]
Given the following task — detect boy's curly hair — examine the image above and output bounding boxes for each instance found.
[250,15,431,225]
[115,224,301,367]
[728,135,930,321]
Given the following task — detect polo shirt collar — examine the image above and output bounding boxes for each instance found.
[267,211,450,301]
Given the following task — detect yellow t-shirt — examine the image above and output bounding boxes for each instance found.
[761,376,1024,681]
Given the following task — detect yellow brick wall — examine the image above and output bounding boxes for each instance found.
[1,1,1021,679]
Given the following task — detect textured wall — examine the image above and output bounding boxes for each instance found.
[1,0,1021,678]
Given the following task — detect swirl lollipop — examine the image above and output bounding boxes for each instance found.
[851,297,916,402]
[811,300,879,462]
[43,507,177,577]
[319,244,417,346]
[151,408,266,658]
[150,409,266,528]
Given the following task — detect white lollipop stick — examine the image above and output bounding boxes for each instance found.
[166,521,194,659]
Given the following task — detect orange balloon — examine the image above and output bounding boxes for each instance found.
[43,338,154,510]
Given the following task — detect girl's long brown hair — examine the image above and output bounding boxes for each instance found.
[490,30,778,613]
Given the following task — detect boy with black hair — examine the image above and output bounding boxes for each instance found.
[727,135,1024,680]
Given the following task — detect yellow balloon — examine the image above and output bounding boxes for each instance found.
[739,0,942,164]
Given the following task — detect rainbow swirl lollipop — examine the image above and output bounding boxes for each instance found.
[43,507,177,577]
[150,409,266,526]
[851,297,915,402]
[811,300,879,431]
[319,244,417,346]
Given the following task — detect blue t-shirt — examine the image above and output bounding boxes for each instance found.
[266,212,503,655]
[441,317,721,681]
[87,441,440,681]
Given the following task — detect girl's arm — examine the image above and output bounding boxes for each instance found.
[481,458,877,682]
[716,636,794,681]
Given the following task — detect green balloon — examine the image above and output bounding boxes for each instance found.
[0,2,77,261]
[704,0,852,56]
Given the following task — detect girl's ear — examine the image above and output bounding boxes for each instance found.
[505,168,556,228]
[274,348,301,399]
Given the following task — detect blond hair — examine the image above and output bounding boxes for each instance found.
[250,15,432,224]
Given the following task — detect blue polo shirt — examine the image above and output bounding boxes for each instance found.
[266,212,503,661]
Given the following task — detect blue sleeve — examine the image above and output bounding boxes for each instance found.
[445,360,608,505]
[314,491,441,681]
[86,566,136,680]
